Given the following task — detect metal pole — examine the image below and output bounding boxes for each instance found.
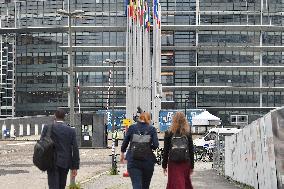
[68,9,75,183]
[111,61,117,174]
[68,11,75,127]
[112,61,115,133]
[185,99,187,118]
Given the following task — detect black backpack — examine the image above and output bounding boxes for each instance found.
[130,127,152,160]
[168,133,190,162]
[33,125,55,171]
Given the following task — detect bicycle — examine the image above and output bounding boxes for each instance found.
[154,147,164,165]
[194,145,213,162]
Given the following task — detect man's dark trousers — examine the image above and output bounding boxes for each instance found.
[47,166,69,189]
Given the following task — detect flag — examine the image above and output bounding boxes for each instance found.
[140,0,144,26]
[106,69,112,110]
[153,0,158,20]
[144,2,148,29]
[124,0,128,15]
[126,0,161,119]
[127,5,130,18]
[76,73,81,113]
[129,0,134,18]
[147,3,151,31]
[153,0,160,27]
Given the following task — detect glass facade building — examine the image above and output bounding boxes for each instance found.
[0,0,283,124]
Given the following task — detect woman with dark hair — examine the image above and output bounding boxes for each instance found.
[120,112,159,189]
[162,111,194,189]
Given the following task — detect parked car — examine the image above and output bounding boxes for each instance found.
[193,127,241,147]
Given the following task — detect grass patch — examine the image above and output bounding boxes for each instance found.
[235,181,254,189]
[68,183,81,189]
[109,167,119,175]
[225,177,255,189]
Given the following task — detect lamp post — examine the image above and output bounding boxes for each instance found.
[103,59,122,174]
[57,7,84,127]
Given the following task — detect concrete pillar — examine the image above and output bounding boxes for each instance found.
[35,124,39,136]
[26,124,30,136]
[10,124,14,137]
[41,124,45,133]
[1,124,6,138]
[19,124,23,136]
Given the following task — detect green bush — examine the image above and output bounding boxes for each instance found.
[68,183,81,189]
[109,167,119,175]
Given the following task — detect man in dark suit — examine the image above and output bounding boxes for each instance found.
[41,109,80,189]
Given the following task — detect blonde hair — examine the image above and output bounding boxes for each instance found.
[139,112,151,125]
[169,112,190,135]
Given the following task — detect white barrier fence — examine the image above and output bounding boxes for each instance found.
[225,108,284,189]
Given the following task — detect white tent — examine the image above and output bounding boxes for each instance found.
[192,111,221,126]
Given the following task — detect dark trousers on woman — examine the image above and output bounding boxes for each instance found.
[167,161,193,189]
[47,166,69,189]
[127,160,155,189]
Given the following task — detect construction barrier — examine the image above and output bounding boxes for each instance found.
[225,108,284,189]
[0,113,108,148]
[0,115,53,139]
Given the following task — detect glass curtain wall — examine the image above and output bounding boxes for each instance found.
[161,0,284,124]
[0,0,126,116]
[0,0,283,125]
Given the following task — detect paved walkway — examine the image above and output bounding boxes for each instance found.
[0,140,242,189]
[82,162,241,189]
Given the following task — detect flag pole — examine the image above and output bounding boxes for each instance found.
[76,72,81,113]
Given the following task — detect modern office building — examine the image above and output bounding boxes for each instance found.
[0,0,283,125]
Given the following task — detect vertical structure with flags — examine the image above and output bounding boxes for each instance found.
[152,0,162,128]
[106,69,112,111]
[76,73,81,113]
[126,0,161,128]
